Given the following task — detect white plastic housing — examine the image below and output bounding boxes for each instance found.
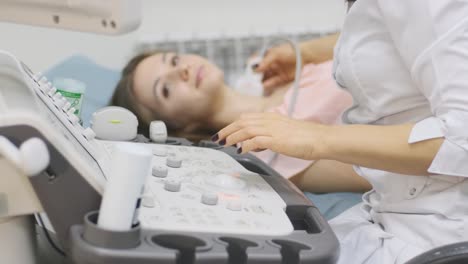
[98,143,152,231]
[0,0,141,35]
[91,106,138,141]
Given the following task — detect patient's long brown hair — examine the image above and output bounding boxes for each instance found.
[110,51,214,141]
[110,51,160,137]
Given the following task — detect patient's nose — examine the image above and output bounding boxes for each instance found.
[177,65,190,82]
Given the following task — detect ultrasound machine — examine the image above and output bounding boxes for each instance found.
[0,1,339,263]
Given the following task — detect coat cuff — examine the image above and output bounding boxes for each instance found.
[409,114,468,177]
[408,117,444,144]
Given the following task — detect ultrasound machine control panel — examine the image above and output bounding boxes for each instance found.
[0,50,339,264]
[101,140,294,236]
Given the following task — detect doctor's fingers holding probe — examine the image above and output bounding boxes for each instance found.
[254,33,339,94]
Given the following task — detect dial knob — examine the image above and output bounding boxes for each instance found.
[152,147,167,157]
[201,192,218,206]
[164,180,181,192]
[166,156,182,168]
[152,165,168,178]
[141,196,155,208]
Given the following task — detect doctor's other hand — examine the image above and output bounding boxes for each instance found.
[254,43,302,94]
[214,113,329,160]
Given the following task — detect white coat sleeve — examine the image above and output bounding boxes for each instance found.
[379,1,468,177]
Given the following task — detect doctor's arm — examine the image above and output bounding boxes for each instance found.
[290,159,372,193]
[214,113,444,177]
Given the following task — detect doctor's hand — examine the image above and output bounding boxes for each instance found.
[255,44,302,95]
[213,113,329,160]
[255,33,340,94]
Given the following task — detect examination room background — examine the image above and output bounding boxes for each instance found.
[0,0,346,73]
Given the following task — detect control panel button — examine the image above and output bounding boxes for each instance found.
[67,113,80,125]
[82,127,96,140]
[152,165,168,178]
[55,98,67,108]
[67,107,77,116]
[152,147,167,157]
[46,82,54,91]
[141,196,155,208]
[227,200,242,211]
[166,156,182,168]
[164,180,181,192]
[201,192,218,206]
[37,78,48,91]
[52,92,63,101]
[62,101,72,112]
[36,74,46,83]
[47,87,57,97]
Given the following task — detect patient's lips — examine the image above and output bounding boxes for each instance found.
[196,66,204,88]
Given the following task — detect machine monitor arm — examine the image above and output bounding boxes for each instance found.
[0,0,141,35]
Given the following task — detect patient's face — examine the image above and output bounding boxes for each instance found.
[133,52,224,128]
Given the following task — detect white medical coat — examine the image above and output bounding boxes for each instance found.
[330,0,468,263]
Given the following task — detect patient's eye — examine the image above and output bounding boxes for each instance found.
[171,55,179,66]
[162,85,169,99]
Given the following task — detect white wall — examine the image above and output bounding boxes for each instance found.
[0,0,345,72]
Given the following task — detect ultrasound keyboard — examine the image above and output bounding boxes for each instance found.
[99,140,294,236]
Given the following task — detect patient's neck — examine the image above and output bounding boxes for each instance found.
[206,85,284,130]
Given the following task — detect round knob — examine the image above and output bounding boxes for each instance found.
[152,165,168,178]
[166,156,182,168]
[20,137,50,177]
[152,147,167,157]
[201,192,218,206]
[149,121,167,143]
[164,180,181,192]
[141,196,155,208]
[68,113,80,125]
[82,127,96,140]
[227,200,242,211]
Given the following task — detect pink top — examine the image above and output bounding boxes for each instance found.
[252,61,352,178]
